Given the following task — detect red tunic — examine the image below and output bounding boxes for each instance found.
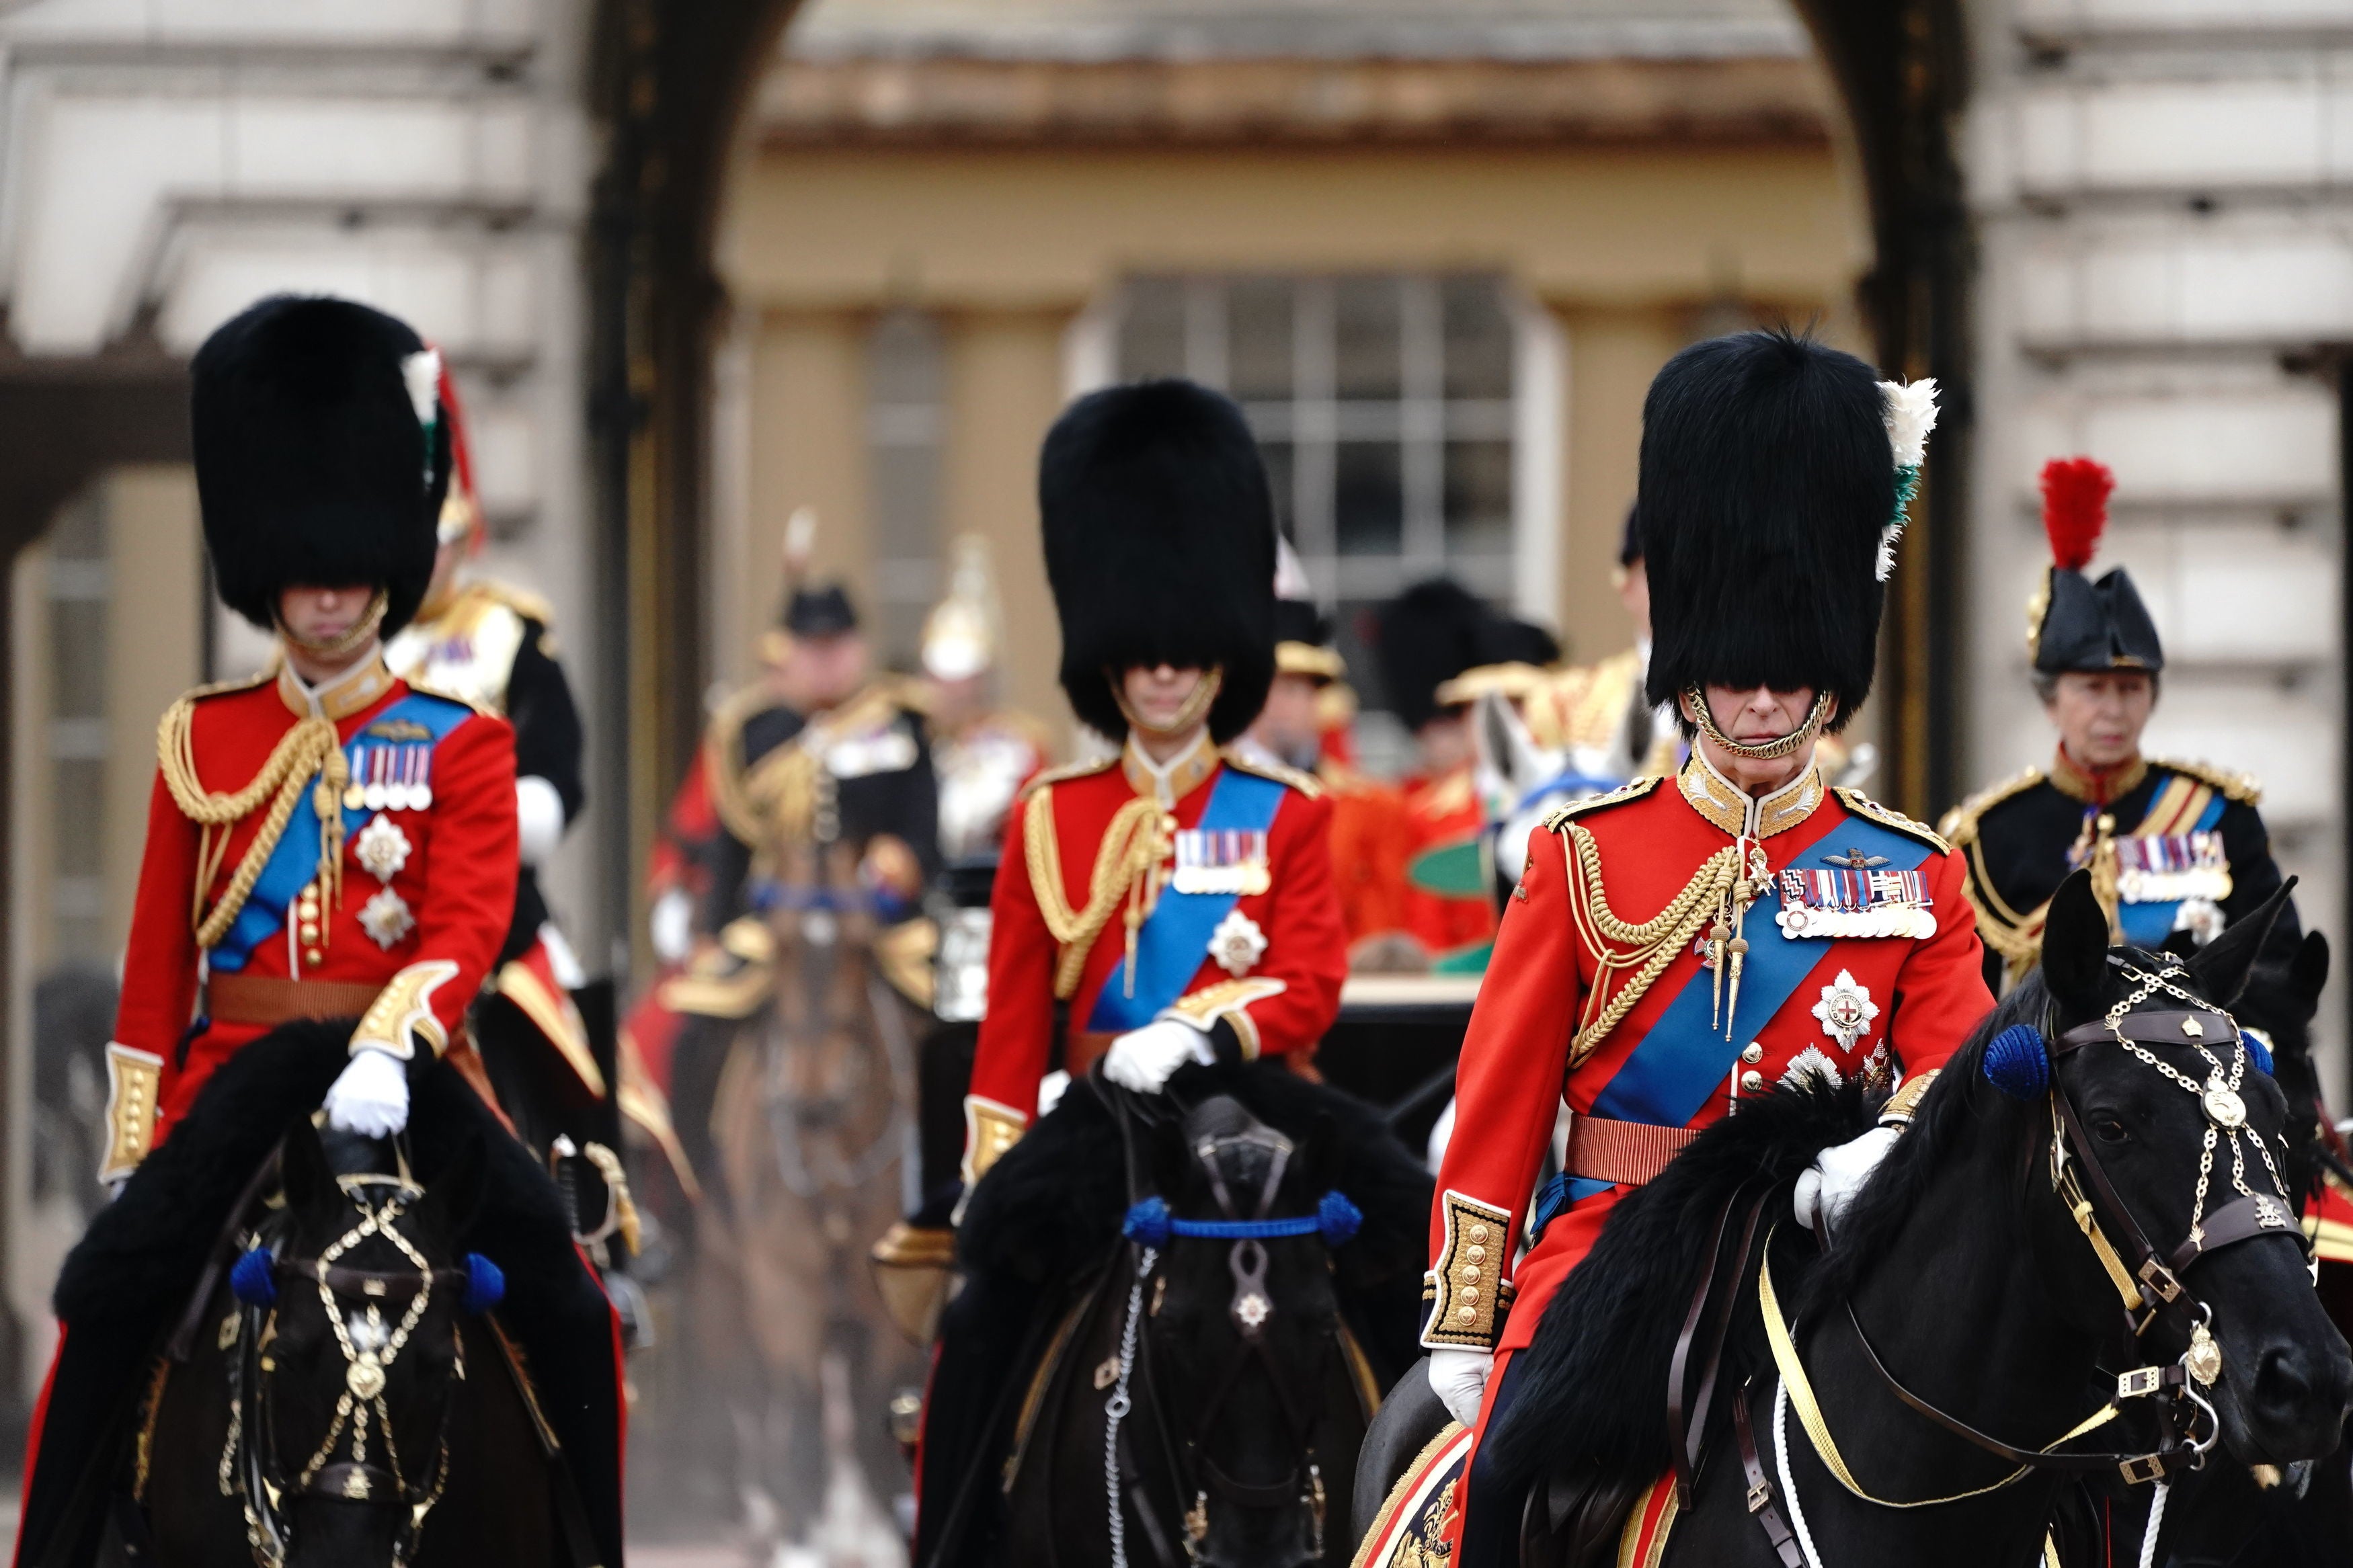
[1426,755,1991,1358]
[961,739,1349,1181]
[1400,764,1497,958]
[104,656,518,1174]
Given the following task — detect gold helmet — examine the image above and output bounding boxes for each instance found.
[921,534,1002,683]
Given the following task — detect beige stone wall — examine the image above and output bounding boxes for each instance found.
[715,136,1870,745]
[99,468,204,948]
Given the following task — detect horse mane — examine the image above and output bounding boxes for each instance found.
[1800,976,2045,1313]
[1480,1072,1874,1491]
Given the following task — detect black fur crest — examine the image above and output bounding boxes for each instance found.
[1481,1075,1874,1491]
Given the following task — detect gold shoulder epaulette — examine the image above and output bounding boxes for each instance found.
[1017,754,1116,802]
[1540,775,1661,831]
[1222,749,1324,798]
[399,677,497,720]
[2150,756,2262,806]
[446,577,557,632]
[1936,767,2044,845]
[1835,786,1950,854]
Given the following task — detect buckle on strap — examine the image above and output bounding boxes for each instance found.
[2116,1366,2169,1400]
[1748,1478,1773,1514]
[2136,1257,2185,1304]
[2118,1453,2169,1485]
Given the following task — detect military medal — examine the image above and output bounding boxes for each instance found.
[2101,829,2232,905]
[359,887,415,948]
[1207,909,1269,977]
[1812,969,1878,1053]
[1776,864,1933,939]
[1171,829,1272,897]
[353,813,411,882]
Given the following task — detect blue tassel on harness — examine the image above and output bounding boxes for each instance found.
[461,1253,505,1315]
[1983,1024,2050,1101]
[2240,1028,2276,1077]
[1121,1192,1363,1247]
[230,1246,277,1309]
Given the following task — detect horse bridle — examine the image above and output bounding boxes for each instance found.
[1737,960,2313,1567]
[1104,1096,1341,1568]
[230,1178,467,1568]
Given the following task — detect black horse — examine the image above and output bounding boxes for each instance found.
[1354,871,2352,1567]
[920,1062,1431,1568]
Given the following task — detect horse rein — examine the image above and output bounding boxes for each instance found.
[231,1177,464,1568]
[1738,962,2310,1565]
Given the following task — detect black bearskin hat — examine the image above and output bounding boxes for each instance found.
[192,296,449,636]
[2032,457,2162,675]
[1640,330,1894,731]
[1376,579,1494,733]
[1040,380,1276,744]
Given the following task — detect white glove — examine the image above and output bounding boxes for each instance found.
[1035,1069,1071,1119]
[649,888,694,965]
[1102,1018,1215,1094]
[1793,1126,1900,1239]
[1428,1348,1494,1428]
[516,775,567,866]
[324,1046,411,1138]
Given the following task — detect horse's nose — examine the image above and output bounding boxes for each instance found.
[2251,1337,2353,1453]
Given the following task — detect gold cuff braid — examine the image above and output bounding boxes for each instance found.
[101,1043,163,1183]
[1878,1067,1939,1127]
[1421,1190,1516,1350]
[350,960,456,1060]
[960,1096,1028,1191]
[1166,977,1287,1060]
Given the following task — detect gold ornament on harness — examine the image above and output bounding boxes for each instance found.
[2186,1323,2223,1387]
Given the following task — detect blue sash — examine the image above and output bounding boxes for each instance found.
[1085,768,1287,1032]
[211,692,471,971]
[2116,792,2229,948]
[1588,815,1932,1132]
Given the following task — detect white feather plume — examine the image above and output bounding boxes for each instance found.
[401,348,443,429]
[1878,376,1939,470]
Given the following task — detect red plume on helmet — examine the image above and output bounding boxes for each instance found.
[2038,456,2114,573]
[434,352,484,554]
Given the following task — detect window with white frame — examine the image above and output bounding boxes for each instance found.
[1107,274,1549,720]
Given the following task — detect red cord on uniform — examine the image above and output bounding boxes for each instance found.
[2039,456,2114,572]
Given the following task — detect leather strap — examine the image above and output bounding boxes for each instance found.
[1733,1385,1804,1568]
[303,1462,399,1501]
[1667,1188,1765,1505]
[2167,1192,2306,1274]
[2055,1011,2236,1055]
[208,974,383,1027]
[1566,1115,1698,1188]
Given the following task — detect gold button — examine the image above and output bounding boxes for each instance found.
[1741,1070,1765,1091]
[1468,1224,1489,1242]
[1457,1306,1475,1322]
[306,949,323,966]
[1460,1288,1478,1304]
[1461,1266,1479,1282]
[1741,1042,1763,1065]
[1467,1245,1486,1263]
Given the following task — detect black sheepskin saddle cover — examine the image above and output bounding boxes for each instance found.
[956,1060,1435,1382]
[1482,1078,1875,1510]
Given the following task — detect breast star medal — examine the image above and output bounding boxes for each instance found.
[1207,909,1269,978]
[1812,969,1878,1054]
[359,888,415,949]
[353,813,411,883]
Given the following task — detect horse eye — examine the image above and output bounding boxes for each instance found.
[2092,1117,2131,1145]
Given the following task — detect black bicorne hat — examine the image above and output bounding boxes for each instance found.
[192,295,448,636]
[1640,330,1895,731]
[2031,457,2162,675]
[784,585,860,638]
[1040,380,1277,744]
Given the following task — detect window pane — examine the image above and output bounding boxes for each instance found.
[54,759,103,876]
[1119,278,1187,380]
[1442,278,1514,400]
[1334,278,1401,401]
[1257,440,1295,538]
[1444,440,1513,561]
[1228,278,1293,401]
[1335,442,1402,556]
[49,598,106,719]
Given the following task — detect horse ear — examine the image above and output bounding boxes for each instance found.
[280,1114,336,1219]
[2290,931,2331,1012]
[2188,876,2298,1009]
[2040,871,2112,1019]
[2160,929,2202,961]
[415,1132,487,1245]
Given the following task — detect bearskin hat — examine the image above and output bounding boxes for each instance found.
[1375,579,1494,733]
[2031,456,2162,675]
[192,296,449,637]
[1040,380,1276,744]
[1640,330,1895,731]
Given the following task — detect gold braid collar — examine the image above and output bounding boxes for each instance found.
[1023,787,1170,1000]
[157,700,350,951]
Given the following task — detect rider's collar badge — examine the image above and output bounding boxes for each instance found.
[359,888,415,949]
[1173,829,1271,897]
[1778,864,1934,940]
[1207,909,1269,977]
[354,814,411,883]
[1812,970,1879,1053]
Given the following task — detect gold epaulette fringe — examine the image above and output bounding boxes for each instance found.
[1221,748,1323,798]
[1539,775,1660,833]
[1936,766,2044,846]
[2150,756,2262,806]
[1832,786,1950,854]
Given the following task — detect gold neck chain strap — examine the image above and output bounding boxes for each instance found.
[1683,687,1831,764]
[158,700,351,953]
[1113,666,1223,742]
[1023,788,1174,1001]
[1559,823,1773,1063]
[276,590,389,663]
